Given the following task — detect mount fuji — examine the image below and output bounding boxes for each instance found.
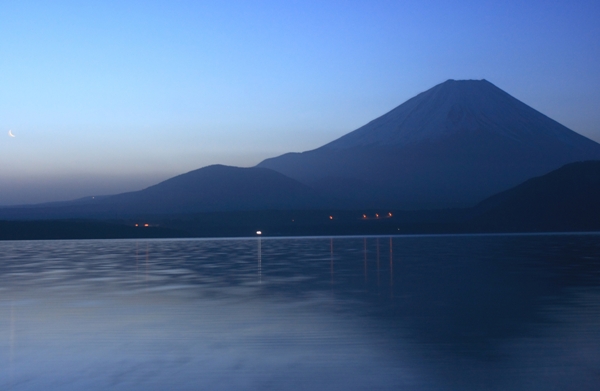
[258,79,600,209]
[2,79,600,223]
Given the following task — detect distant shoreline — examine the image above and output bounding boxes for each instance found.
[2,213,600,241]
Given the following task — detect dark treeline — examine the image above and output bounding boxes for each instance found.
[0,220,186,240]
[1,205,599,240]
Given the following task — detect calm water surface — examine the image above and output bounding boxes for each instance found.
[1,234,600,390]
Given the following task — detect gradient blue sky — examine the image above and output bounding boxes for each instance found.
[1,0,599,204]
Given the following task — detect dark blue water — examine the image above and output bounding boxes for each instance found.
[1,234,600,390]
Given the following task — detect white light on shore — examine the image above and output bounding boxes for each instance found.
[256,231,262,235]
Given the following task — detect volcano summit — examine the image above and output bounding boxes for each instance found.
[258,79,600,209]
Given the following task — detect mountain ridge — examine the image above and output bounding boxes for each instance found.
[258,79,600,208]
[468,160,600,232]
[0,165,334,219]
[319,79,594,149]
[4,160,600,239]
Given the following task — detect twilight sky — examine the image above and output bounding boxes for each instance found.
[1,0,599,205]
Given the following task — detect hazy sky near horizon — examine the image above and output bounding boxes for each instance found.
[1,0,599,204]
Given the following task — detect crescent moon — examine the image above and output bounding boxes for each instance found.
[8,130,15,138]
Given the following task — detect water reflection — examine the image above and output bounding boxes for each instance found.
[330,238,334,285]
[0,234,599,390]
[257,236,261,283]
[145,242,149,282]
[389,237,394,296]
[363,238,367,283]
[376,237,380,287]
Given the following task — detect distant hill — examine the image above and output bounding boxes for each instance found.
[258,79,600,209]
[98,164,329,213]
[467,160,600,232]
[3,161,600,239]
[0,165,331,220]
[162,161,600,236]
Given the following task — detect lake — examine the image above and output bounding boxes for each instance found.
[1,234,599,390]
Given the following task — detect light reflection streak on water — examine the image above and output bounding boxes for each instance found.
[330,237,334,285]
[390,237,394,297]
[257,237,261,283]
[363,238,367,284]
[376,237,380,288]
[135,242,139,281]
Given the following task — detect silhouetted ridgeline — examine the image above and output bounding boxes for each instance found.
[0,165,335,220]
[468,160,600,232]
[2,160,600,240]
[138,160,600,236]
[259,80,600,209]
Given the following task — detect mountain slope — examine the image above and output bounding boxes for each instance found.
[258,79,600,209]
[468,160,600,232]
[101,164,328,213]
[0,165,330,219]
